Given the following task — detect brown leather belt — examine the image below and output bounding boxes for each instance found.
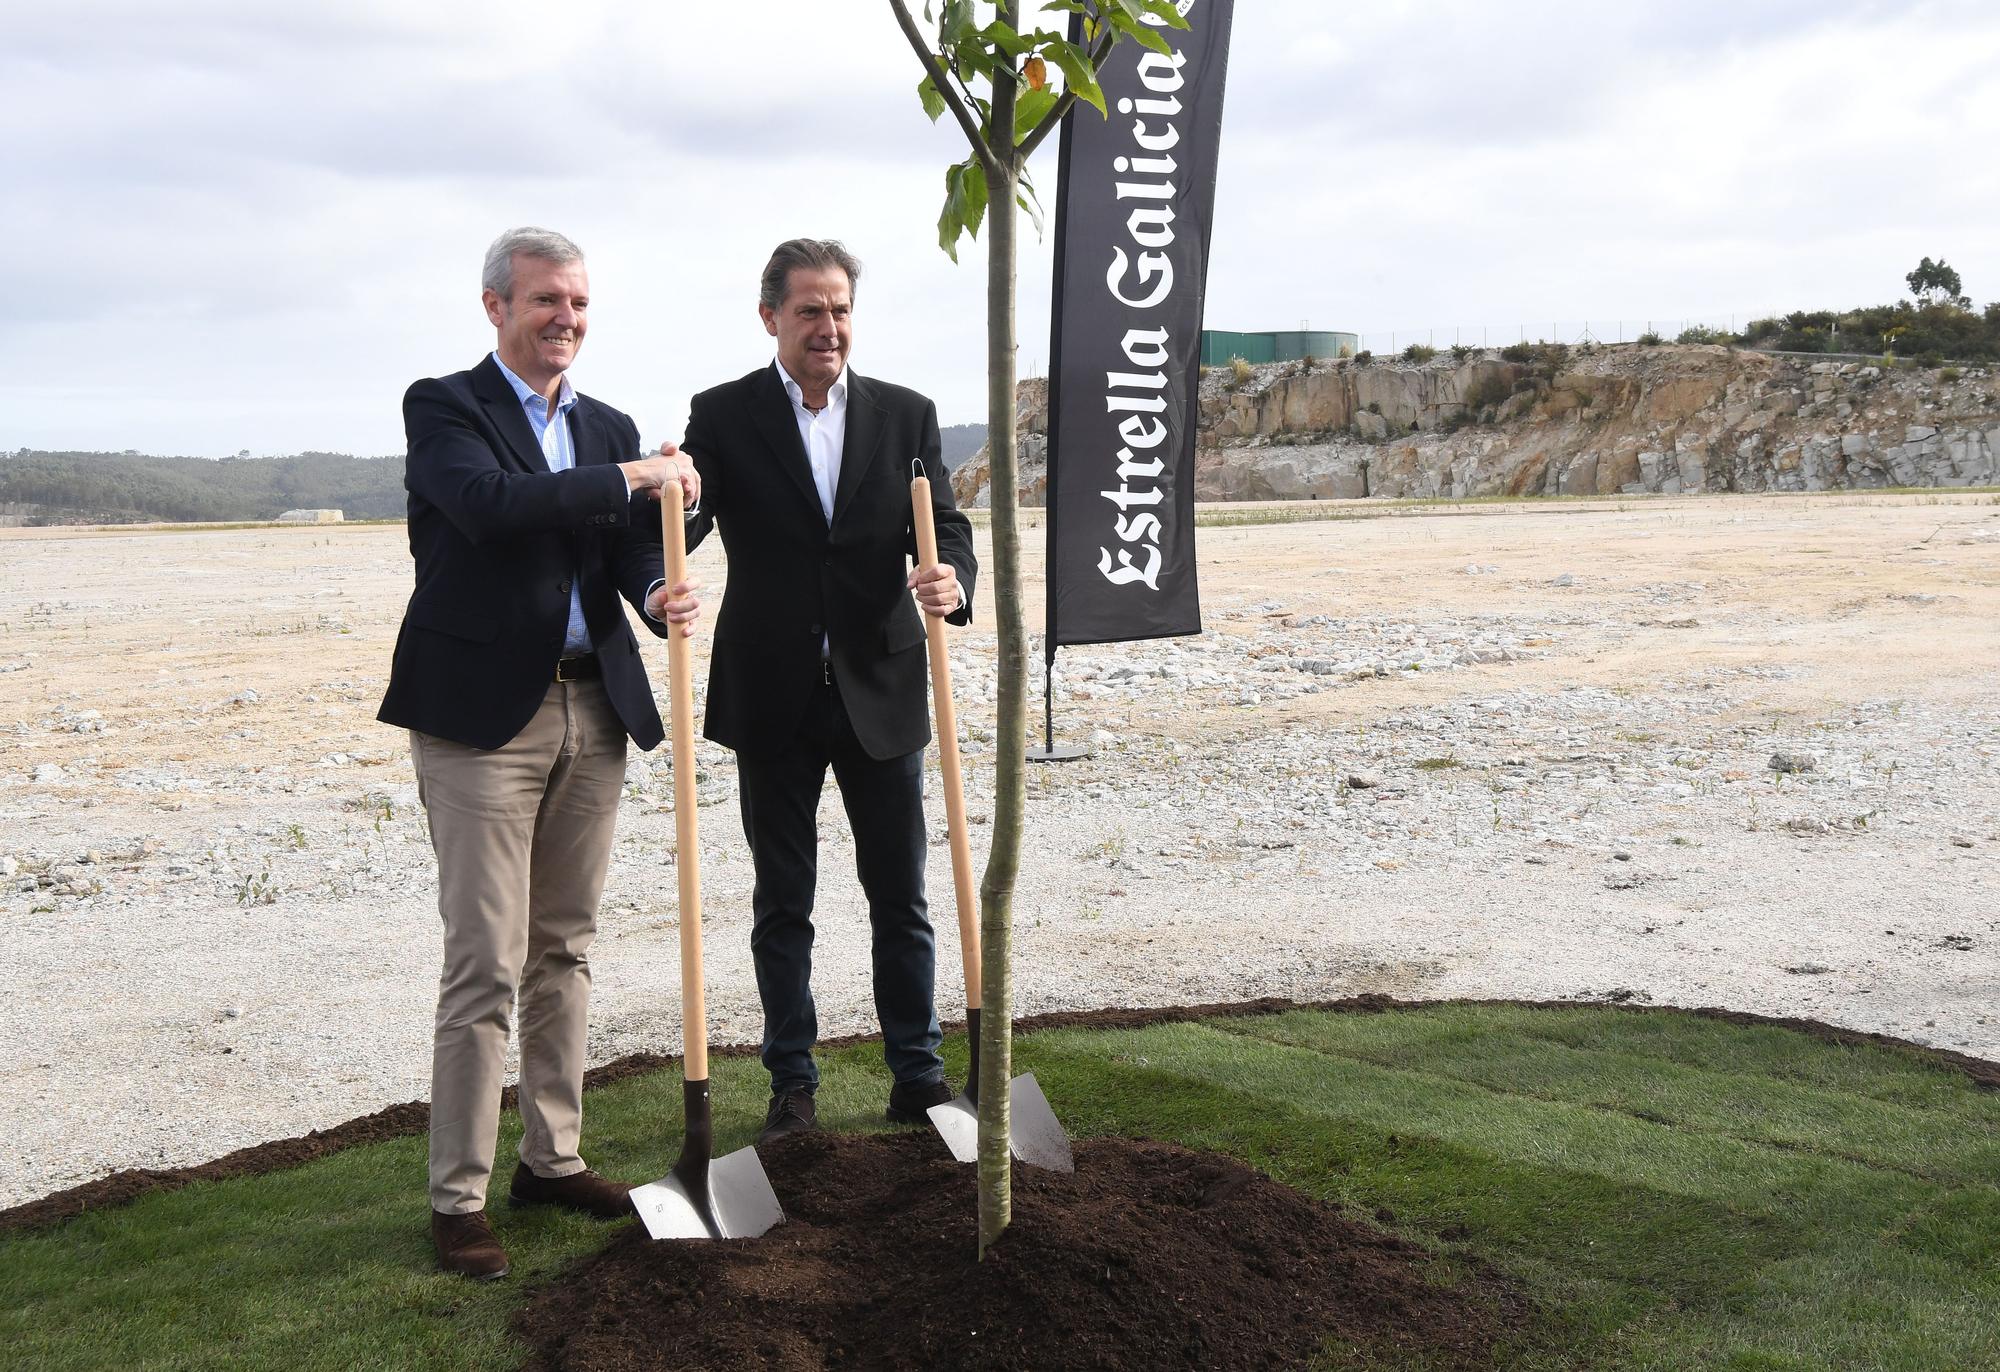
[555,653,600,682]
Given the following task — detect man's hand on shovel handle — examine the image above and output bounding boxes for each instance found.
[907,562,960,618]
[620,442,702,506]
[647,579,703,638]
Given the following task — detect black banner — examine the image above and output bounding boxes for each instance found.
[1045,0,1233,649]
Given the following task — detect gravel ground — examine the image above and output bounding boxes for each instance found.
[1,493,1995,1208]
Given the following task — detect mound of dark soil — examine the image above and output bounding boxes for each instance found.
[514,1132,1526,1372]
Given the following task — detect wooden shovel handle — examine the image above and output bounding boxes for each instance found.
[662,481,707,1079]
[910,475,980,1012]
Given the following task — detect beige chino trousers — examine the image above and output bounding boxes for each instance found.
[411,678,627,1214]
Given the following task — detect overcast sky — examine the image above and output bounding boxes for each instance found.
[6,0,1995,457]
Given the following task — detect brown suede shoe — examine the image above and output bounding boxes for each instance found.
[431,1209,509,1281]
[508,1163,634,1218]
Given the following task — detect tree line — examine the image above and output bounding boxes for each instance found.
[1,429,990,527]
[0,450,402,524]
[1676,257,1999,363]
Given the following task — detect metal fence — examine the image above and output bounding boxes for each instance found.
[1350,315,1781,355]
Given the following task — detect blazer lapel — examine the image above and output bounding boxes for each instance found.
[751,362,827,522]
[570,398,615,467]
[470,356,547,474]
[831,373,885,527]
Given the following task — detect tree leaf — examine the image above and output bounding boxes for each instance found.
[1024,54,1047,91]
[951,41,997,83]
[1134,0,1191,28]
[977,19,1032,58]
[1043,37,1104,115]
[936,162,965,263]
[940,0,978,43]
[1014,85,1058,143]
[1016,175,1046,236]
[917,73,947,123]
[958,157,989,241]
[1105,7,1174,55]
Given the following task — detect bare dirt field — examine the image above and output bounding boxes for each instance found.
[2,492,1995,1207]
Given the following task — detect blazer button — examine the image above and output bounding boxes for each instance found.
[808,623,823,636]
[559,579,573,594]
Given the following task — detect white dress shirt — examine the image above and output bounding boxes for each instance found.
[777,359,848,525]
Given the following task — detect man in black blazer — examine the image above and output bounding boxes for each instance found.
[682,238,976,1143]
[378,226,700,1280]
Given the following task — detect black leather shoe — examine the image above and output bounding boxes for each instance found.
[757,1089,819,1147]
[885,1077,955,1124]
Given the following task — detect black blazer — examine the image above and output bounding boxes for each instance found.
[683,365,976,761]
[377,356,671,751]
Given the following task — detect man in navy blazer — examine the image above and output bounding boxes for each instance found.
[378,226,699,1280]
[682,238,976,1146]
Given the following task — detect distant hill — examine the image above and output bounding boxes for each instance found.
[938,423,987,471]
[3,428,994,526]
[0,450,405,524]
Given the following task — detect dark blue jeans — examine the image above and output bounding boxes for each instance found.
[735,677,943,1097]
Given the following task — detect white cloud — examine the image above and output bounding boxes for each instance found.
[4,0,1996,456]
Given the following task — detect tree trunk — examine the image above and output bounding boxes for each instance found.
[976,49,1022,1263]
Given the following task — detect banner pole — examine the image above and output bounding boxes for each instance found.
[1027,641,1087,763]
[1027,18,1089,768]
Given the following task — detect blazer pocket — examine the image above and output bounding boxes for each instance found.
[407,601,500,644]
[883,611,926,655]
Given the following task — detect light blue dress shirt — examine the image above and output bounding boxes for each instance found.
[491,352,593,656]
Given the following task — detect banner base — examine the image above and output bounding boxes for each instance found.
[1026,743,1091,763]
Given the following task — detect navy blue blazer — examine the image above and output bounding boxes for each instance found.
[377,355,670,751]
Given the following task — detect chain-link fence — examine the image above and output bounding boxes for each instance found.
[1350,315,1778,354]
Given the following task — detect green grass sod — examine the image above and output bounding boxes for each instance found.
[0,1004,1993,1370]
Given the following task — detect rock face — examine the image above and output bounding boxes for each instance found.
[951,346,2000,505]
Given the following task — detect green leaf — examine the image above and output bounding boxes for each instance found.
[1043,37,1104,115]
[1110,0,1189,26]
[957,157,989,241]
[939,0,978,43]
[937,163,966,263]
[976,19,1032,58]
[950,41,997,83]
[1105,7,1174,55]
[917,73,947,124]
[1013,86,1058,144]
[1016,177,1046,238]
[1038,1,1090,13]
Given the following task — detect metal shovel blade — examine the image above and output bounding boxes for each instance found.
[926,1071,1074,1173]
[1007,1073,1074,1172]
[926,1092,979,1163]
[632,1080,784,1240]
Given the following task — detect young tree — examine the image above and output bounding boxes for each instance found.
[886,0,1186,1257]
[1906,256,1968,308]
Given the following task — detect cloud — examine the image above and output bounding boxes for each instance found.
[3,1,1997,456]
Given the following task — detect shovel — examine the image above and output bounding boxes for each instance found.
[630,478,786,1241]
[908,465,1073,1173]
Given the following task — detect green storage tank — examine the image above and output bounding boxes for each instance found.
[1201,329,1356,367]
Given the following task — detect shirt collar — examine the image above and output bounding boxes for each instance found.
[491,351,576,413]
[775,358,849,413]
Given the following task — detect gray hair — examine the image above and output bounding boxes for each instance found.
[481,227,584,300]
[759,238,862,312]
